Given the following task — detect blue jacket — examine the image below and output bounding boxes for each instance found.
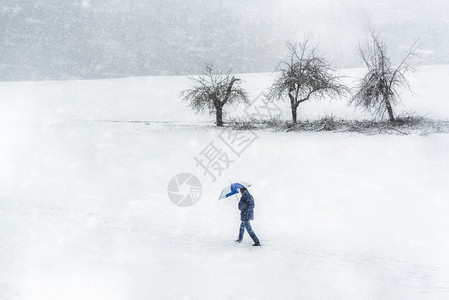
[238,190,255,221]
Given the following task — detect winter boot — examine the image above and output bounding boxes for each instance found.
[252,242,261,246]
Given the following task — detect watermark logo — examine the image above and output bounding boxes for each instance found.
[243,92,283,120]
[218,127,258,157]
[194,128,258,182]
[168,92,274,205]
[167,173,202,207]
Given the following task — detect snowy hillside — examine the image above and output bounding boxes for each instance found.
[1,66,449,299]
[1,65,449,124]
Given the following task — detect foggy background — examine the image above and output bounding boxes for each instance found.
[1,0,448,81]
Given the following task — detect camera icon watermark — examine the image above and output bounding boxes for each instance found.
[167,173,202,207]
[168,91,279,205]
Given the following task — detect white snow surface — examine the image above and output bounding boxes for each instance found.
[1,66,449,299]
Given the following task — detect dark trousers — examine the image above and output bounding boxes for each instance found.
[238,221,259,243]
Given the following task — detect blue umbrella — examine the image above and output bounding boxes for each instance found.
[219,182,251,200]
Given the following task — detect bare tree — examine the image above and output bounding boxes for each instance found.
[267,39,348,123]
[350,30,419,121]
[180,65,248,126]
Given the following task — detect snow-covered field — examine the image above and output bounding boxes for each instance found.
[1,66,449,299]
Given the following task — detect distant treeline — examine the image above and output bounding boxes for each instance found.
[1,0,448,81]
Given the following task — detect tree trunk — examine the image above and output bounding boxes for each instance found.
[216,105,224,126]
[384,96,395,122]
[291,106,297,123]
[289,87,297,123]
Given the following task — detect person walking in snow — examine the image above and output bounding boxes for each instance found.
[235,187,260,246]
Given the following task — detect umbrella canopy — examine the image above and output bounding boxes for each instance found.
[219,182,251,200]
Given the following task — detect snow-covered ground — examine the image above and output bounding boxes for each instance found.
[1,66,449,299]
